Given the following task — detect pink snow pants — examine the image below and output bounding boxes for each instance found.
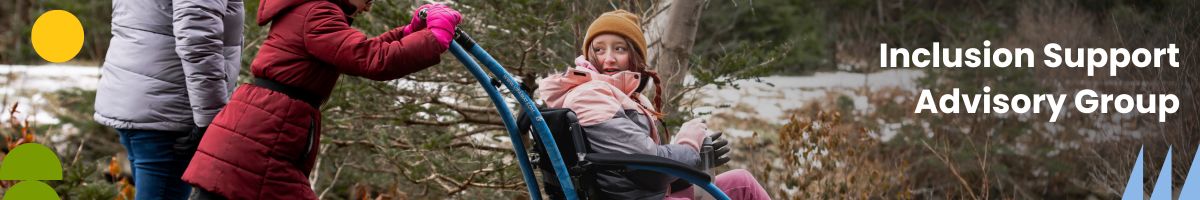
[665,169,771,200]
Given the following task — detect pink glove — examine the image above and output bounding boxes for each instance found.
[574,55,598,72]
[424,4,462,48]
[401,4,444,35]
[675,118,708,151]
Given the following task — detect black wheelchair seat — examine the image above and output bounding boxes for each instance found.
[516,108,714,199]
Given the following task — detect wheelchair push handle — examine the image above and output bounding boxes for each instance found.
[701,136,715,172]
[418,8,477,49]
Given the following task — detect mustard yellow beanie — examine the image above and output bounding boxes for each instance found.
[582,10,647,56]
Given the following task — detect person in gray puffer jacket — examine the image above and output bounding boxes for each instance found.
[93,0,243,199]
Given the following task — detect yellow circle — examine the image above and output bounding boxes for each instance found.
[31,10,84,63]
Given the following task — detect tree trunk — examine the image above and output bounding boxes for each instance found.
[648,0,703,121]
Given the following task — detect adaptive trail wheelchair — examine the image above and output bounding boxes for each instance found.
[446,28,732,200]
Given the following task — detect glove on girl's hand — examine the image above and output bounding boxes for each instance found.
[707,132,732,167]
[424,4,462,48]
[401,4,443,35]
[675,118,708,151]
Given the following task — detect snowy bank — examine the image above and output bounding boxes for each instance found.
[0,64,101,124]
[689,69,925,135]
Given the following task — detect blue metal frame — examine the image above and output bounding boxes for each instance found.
[447,30,730,200]
[449,37,575,199]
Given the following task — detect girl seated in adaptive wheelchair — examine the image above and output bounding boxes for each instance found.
[535,9,770,200]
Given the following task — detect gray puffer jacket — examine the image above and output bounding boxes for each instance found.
[94,0,244,131]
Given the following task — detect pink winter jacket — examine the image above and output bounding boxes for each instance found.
[536,68,701,199]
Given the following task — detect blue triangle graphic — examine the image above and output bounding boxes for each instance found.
[1123,146,1145,200]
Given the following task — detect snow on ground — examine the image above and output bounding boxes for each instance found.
[0,64,101,124]
[689,69,925,133]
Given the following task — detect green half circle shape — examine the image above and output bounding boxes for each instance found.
[3,181,59,200]
[0,143,62,180]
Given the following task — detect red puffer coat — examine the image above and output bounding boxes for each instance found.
[181,0,445,199]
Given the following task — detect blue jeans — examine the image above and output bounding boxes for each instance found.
[117,129,193,200]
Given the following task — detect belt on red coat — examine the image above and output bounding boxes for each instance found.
[251,77,322,108]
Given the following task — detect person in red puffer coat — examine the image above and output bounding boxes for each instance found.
[180,0,461,199]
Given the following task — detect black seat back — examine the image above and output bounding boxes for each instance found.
[516,108,594,199]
